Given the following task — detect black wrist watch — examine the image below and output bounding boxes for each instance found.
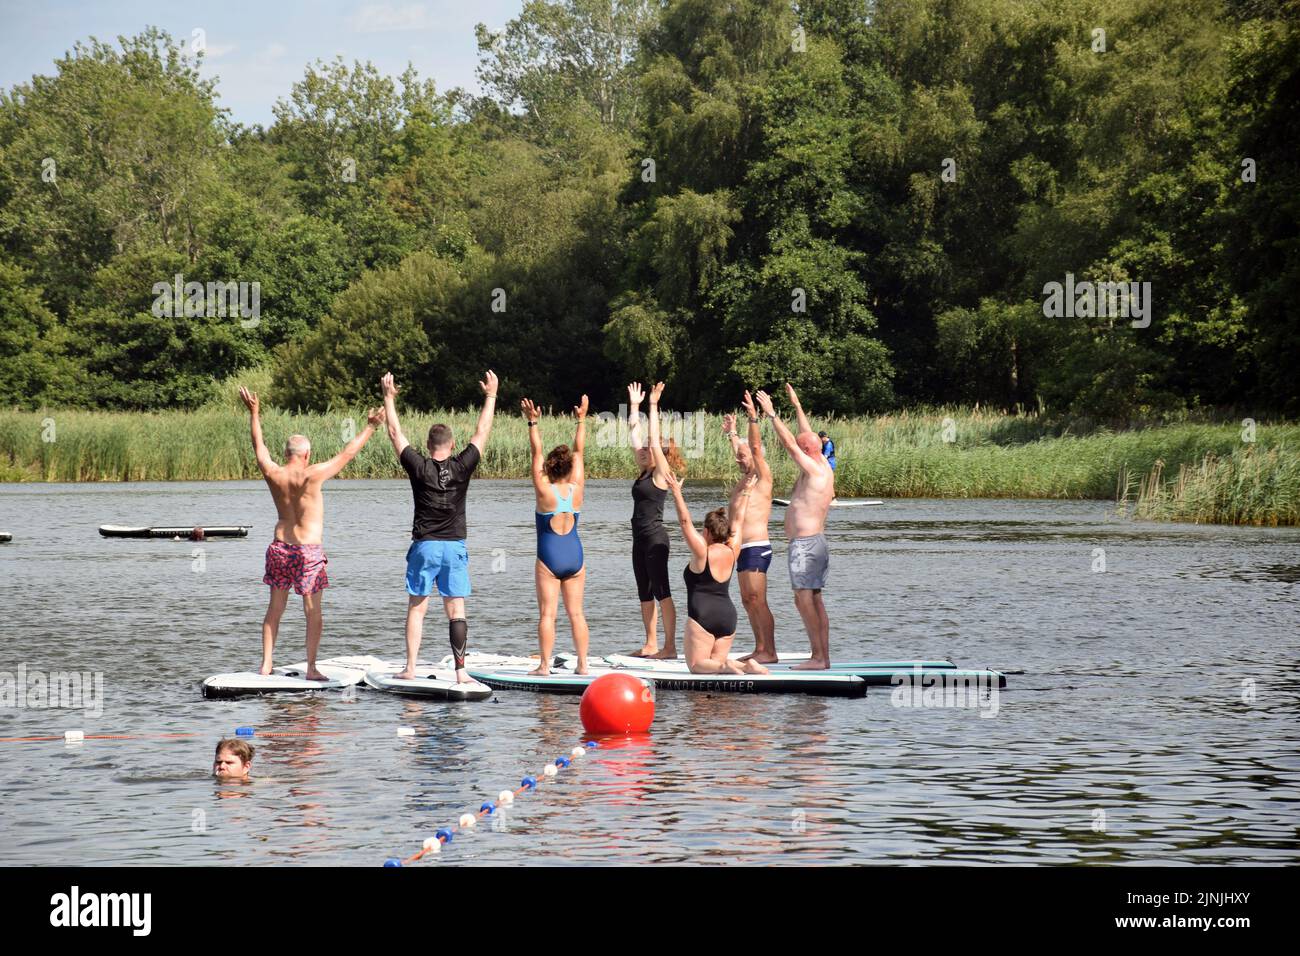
[748,416,759,424]
[527,420,537,427]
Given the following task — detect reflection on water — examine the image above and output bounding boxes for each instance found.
[1,481,1297,864]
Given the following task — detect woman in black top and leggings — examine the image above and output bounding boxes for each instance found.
[626,382,685,659]
[650,382,769,676]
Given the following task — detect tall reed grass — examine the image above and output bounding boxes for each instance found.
[1119,445,1300,526]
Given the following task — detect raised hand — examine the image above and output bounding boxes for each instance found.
[663,468,683,494]
[785,382,803,409]
[574,395,589,420]
[239,386,259,416]
[755,389,776,417]
[480,370,499,397]
[627,382,645,406]
[649,381,666,405]
[741,390,757,419]
[367,406,386,427]
[745,471,759,490]
[381,372,399,398]
[723,412,737,436]
[520,398,541,422]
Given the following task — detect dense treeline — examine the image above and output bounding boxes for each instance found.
[1,1,1296,421]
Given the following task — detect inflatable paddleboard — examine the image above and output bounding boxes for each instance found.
[603,654,1002,687]
[101,524,252,539]
[201,655,382,699]
[468,662,866,698]
[0,532,11,543]
[773,499,883,508]
[363,663,492,701]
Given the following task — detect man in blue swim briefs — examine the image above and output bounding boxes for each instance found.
[381,370,498,684]
[725,394,778,664]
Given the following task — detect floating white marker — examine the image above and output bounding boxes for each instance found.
[459,813,476,828]
[570,746,585,758]
[64,730,85,743]
[397,727,415,737]
[543,764,558,777]
[498,790,514,805]
[422,837,441,853]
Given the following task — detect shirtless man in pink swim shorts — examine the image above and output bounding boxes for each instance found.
[240,387,384,679]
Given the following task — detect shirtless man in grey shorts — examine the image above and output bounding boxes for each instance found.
[755,384,835,670]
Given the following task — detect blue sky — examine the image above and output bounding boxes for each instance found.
[0,0,526,125]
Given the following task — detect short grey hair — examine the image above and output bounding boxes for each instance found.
[284,434,311,459]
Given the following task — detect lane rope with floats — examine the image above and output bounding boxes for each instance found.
[383,740,601,866]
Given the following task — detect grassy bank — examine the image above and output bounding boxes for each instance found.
[1,406,1297,525]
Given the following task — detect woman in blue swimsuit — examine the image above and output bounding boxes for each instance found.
[521,395,589,675]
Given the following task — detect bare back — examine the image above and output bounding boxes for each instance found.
[261,461,326,545]
[741,469,774,543]
[785,459,834,539]
[534,479,583,535]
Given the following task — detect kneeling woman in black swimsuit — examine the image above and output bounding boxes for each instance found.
[649,384,769,676]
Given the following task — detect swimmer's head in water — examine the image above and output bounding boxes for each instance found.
[284,434,311,461]
[427,423,453,454]
[213,738,254,779]
[796,431,822,457]
[544,444,574,483]
[703,507,729,544]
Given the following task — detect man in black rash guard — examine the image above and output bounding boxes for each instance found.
[381,370,498,683]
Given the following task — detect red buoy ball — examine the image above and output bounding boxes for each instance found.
[580,673,654,734]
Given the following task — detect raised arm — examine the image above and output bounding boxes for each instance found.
[311,407,384,481]
[755,389,821,475]
[626,382,645,451]
[722,412,745,461]
[239,387,276,477]
[380,372,409,458]
[572,394,587,484]
[521,398,545,490]
[469,369,499,452]
[786,382,813,436]
[741,390,772,482]
[663,468,708,561]
[647,381,671,480]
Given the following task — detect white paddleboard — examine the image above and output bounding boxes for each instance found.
[773,498,883,508]
[202,655,382,699]
[363,662,492,701]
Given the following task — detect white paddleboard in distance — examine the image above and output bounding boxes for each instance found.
[363,662,492,701]
[773,498,883,508]
[201,655,382,699]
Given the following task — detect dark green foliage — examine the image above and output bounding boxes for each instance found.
[0,3,1295,421]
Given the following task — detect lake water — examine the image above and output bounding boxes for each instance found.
[1,479,1297,865]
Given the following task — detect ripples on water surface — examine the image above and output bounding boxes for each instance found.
[1,481,1296,865]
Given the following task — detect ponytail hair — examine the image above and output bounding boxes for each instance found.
[661,438,687,477]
